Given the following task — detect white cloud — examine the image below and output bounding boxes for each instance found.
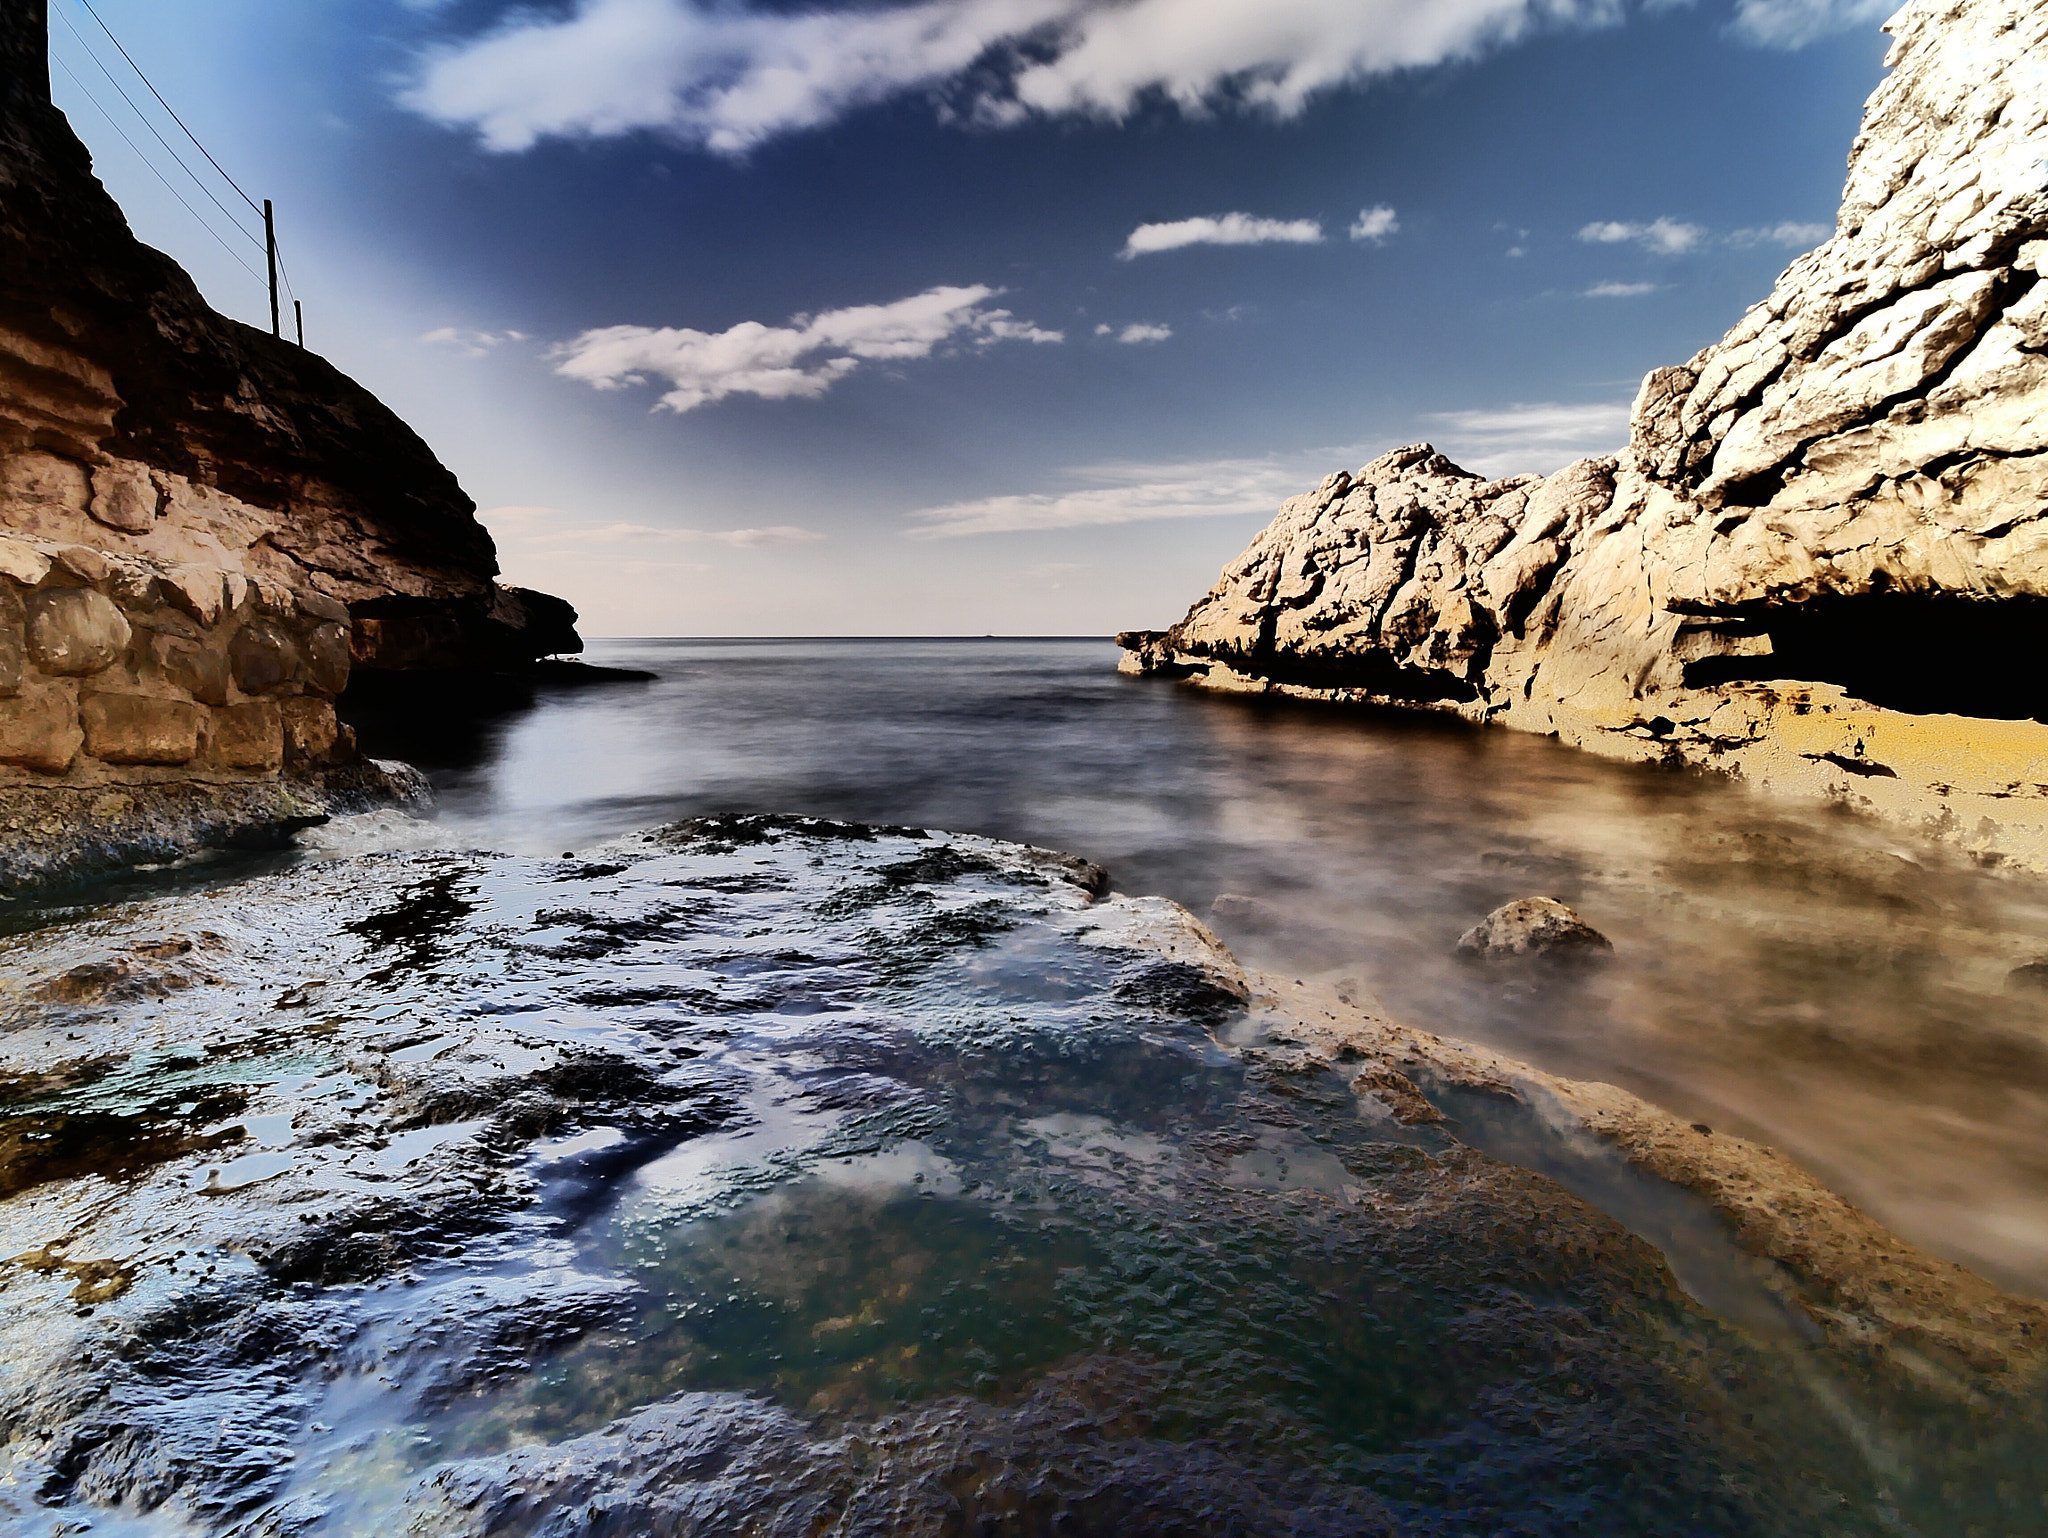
[1349,204,1399,243]
[552,283,1060,413]
[1121,213,1324,258]
[1583,279,1656,297]
[1104,322,1172,343]
[483,507,827,548]
[1427,400,1630,475]
[1577,217,1703,255]
[905,454,1308,538]
[1726,220,1831,248]
[556,521,829,546]
[403,0,1620,155]
[1730,0,1893,48]
[420,325,529,357]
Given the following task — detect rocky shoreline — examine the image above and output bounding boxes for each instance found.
[1122,0,2048,871]
[0,814,2039,1534]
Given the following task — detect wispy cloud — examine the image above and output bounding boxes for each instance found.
[1579,217,1831,257]
[554,521,828,547]
[1121,213,1324,258]
[1583,279,1655,297]
[1578,217,1703,255]
[420,325,529,357]
[1427,401,1630,475]
[1096,321,1173,344]
[1726,220,1830,248]
[483,506,826,548]
[1730,0,1893,48]
[403,0,1627,156]
[905,454,1308,538]
[1349,205,1399,243]
[552,284,1059,413]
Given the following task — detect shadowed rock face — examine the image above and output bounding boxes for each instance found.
[0,3,568,665]
[0,2,581,880]
[1126,0,2048,869]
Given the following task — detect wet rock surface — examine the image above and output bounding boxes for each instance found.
[0,815,2037,1534]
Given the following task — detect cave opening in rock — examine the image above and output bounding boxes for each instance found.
[1683,593,2048,721]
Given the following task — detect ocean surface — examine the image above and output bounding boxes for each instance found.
[339,635,2048,1298]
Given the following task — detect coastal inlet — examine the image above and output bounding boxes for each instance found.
[0,815,2040,1534]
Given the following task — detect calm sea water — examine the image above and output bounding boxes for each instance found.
[342,636,2048,1298]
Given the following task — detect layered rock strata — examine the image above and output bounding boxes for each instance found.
[0,3,574,884]
[1123,0,2048,867]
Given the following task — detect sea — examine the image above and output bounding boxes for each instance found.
[333,634,2048,1301]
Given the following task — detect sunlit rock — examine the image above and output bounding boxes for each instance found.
[1125,0,2048,870]
[1455,896,1613,961]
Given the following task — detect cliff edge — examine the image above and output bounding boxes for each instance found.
[0,2,580,887]
[1123,0,2048,868]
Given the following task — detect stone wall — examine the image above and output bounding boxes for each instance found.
[0,530,351,782]
[1122,0,2048,869]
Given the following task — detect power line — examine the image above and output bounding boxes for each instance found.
[71,0,264,217]
[52,0,311,337]
[49,54,266,286]
[51,6,261,250]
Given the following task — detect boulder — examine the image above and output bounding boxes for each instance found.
[227,619,299,694]
[1456,897,1613,962]
[25,586,127,675]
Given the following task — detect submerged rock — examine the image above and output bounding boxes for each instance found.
[0,814,1978,1534]
[1122,0,2048,871]
[1456,896,1614,961]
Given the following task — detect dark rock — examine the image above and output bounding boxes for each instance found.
[226,620,298,694]
[2007,960,2048,993]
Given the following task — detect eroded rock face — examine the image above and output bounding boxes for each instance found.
[1125,0,2048,869]
[0,4,572,668]
[0,3,585,880]
[0,816,1996,1534]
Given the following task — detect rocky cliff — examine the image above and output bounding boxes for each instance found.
[0,2,580,886]
[1123,0,2048,868]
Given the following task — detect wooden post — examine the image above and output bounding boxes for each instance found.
[264,199,279,338]
[294,300,303,348]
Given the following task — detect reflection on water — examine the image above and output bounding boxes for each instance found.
[342,637,2048,1295]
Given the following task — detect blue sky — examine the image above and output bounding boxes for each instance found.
[46,0,1893,635]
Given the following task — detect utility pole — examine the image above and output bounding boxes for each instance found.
[264,198,279,338]
[294,300,303,348]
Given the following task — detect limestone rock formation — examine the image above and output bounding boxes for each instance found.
[1123,0,2048,868]
[0,2,579,883]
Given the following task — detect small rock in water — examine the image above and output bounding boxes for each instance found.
[2007,960,2048,992]
[1456,896,1613,962]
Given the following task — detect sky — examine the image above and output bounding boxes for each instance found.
[43,0,1895,636]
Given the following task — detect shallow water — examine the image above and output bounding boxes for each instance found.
[9,822,1952,1536]
[341,637,2048,1297]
